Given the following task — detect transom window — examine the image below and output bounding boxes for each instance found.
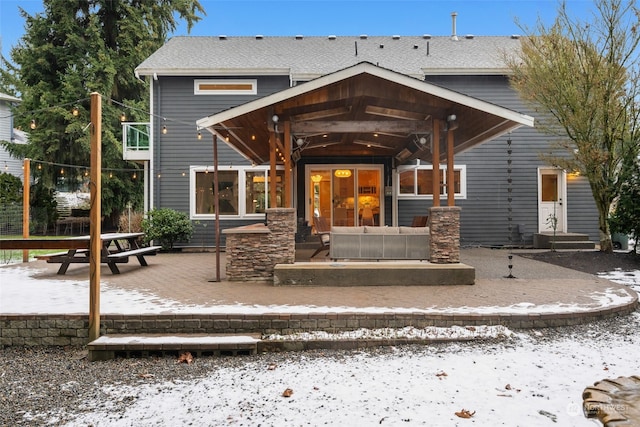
[397,165,466,199]
[194,79,257,95]
[191,166,284,218]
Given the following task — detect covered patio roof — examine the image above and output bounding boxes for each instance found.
[196,62,534,165]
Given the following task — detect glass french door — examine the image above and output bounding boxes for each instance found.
[307,165,383,228]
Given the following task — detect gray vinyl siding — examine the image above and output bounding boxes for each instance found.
[151,73,600,248]
[418,75,599,247]
[0,100,24,180]
[152,75,290,247]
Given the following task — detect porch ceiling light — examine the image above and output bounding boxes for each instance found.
[334,169,352,178]
[311,174,323,183]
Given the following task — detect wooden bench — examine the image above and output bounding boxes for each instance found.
[107,246,162,266]
[35,249,88,261]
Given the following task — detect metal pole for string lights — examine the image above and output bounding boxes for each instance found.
[89,92,102,341]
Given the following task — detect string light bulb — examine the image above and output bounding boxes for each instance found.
[197,131,202,140]
[72,107,79,116]
[162,125,167,134]
[30,119,36,130]
[109,172,113,178]
[132,172,137,179]
[120,112,126,122]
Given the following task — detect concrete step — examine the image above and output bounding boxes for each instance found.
[88,333,261,361]
[274,261,475,286]
[533,233,596,249]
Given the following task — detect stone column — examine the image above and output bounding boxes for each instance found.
[266,207,296,265]
[429,206,461,263]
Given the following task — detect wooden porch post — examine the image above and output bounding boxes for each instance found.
[447,128,455,206]
[22,158,30,262]
[269,132,277,208]
[432,119,441,207]
[283,121,292,208]
[212,134,221,282]
[89,92,102,342]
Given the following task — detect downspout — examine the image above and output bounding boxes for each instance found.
[149,75,156,211]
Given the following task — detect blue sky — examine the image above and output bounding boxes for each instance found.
[1,0,597,61]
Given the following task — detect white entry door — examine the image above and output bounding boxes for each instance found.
[538,168,567,232]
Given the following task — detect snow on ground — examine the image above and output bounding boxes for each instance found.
[60,319,640,426]
[2,263,640,426]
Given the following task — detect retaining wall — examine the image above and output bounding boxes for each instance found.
[1,302,636,347]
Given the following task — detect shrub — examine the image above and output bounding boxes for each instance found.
[118,211,144,233]
[141,208,193,250]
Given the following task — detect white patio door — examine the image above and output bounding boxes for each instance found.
[538,168,567,233]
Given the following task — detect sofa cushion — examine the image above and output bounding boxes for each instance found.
[399,226,430,234]
[332,226,365,234]
[364,226,399,234]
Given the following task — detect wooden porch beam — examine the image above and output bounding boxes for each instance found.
[291,106,352,121]
[291,120,433,134]
[365,105,430,121]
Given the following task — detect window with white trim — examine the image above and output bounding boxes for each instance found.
[194,79,257,95]
[397,165,466,199]
[191,166,284,218]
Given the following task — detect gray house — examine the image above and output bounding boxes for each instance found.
[134,34,599,249]
[0,92,26,180]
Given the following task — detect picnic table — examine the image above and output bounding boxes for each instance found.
[0,233,161,275]
[41,232,161,275]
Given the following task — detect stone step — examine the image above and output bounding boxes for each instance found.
[88,333,262,361]
[533,232,596,249]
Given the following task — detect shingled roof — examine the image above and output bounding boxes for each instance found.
[135,35,521,80]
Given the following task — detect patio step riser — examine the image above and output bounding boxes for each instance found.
[88,333,260,361]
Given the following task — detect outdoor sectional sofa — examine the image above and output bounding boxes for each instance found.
[329,226,430,261]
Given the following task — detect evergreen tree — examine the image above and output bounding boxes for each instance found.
[0,0,204,228]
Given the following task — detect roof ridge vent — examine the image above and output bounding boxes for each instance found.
[328,35,337,40]
[359,34,368,39]
[465,34,474,39]
[219,35,227,40]
[255,35,264,40]
[511,34,521,39]
[295,35,304,40]
[392,35,401,40]
[422,34,432,39]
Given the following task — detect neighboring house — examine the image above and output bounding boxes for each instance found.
[0,92,26,180]
[134,33,599,249]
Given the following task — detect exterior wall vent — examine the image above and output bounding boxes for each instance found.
[219,35,227,40]
[328,35,337,40]
[422,34,432,39]
[295,35,304,40]
[392,35,401,40]
[359,34,368,39]
[255,35,264,40]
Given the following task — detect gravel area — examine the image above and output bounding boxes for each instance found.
[2,311,640,426]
